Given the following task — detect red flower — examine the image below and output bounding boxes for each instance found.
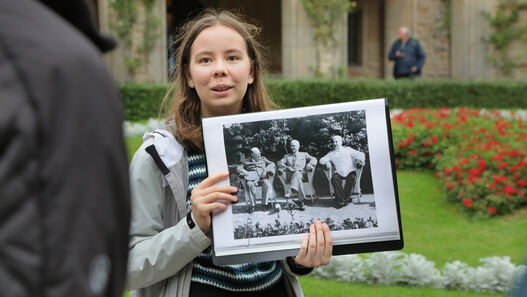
[488,183,496,190]
[498,162,509,170]
[423,141,431,147]
[468,175,478,183]
[393,114,404,122]
[459,158,469,165]
[398,140,405,149]
[477,160,487,169]
[406,133,415,146]
[509,149,519,157]
[494,176,507,184]
[463,198,473,207]
[409,150,416,155]
[503,185,515,195]
[430,136,438,144]
[435,172,440,178]
[492,154,503,161]
[446,184,454,190]
[488,207,497,214]
[405,121,414,128]
[468,168,482,176]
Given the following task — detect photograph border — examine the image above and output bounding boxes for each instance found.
[202,98,403,265]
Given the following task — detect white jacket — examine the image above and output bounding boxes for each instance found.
[125,130,305,297]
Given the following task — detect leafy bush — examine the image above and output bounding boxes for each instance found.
[119,83,167,121]
[391,108,527,216]
[312,252,526,294]
[364,251,405,285]
[400,253,443,287]
[118,80,527,120]
[268,79,527,110]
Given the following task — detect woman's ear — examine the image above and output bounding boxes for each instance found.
[185,66,195,88]
[248,61,254,85]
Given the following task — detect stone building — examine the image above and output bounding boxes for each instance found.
[94,0,527,82]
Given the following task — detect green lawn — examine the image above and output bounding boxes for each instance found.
[125,136,143,162]
[298,277,503,297]
[396,170,527,267]
[124,138,526,297]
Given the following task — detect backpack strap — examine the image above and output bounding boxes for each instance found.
[144,144,180,229]
[145,145,170,175]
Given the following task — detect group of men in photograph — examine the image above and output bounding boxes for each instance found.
[235,136,366,212]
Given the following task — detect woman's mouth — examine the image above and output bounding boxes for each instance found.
[211,85,233,96]
[212,86,232,92]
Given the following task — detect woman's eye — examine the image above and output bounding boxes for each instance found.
[200,57,211,63]
[227,56,239,61]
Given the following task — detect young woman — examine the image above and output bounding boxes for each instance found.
[126,10,333,297]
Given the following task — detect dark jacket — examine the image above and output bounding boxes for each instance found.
[388,38,426,78]
[0,0,130,297]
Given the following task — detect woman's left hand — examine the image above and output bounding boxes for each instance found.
[293,219,333,268]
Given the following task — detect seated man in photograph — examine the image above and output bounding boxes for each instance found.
[277,140,317,210]
[237,147,276,213]
[320,135,365,208]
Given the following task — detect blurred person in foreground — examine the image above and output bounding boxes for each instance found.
[0,0,130,296]
[388,26,426,79]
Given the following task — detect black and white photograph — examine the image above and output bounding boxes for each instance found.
[202,99,402,264]
[223,110,377,239]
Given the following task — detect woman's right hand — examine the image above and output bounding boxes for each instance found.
[190,171,238,233]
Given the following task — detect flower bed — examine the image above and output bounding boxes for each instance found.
[312,252,526,294]
[391,108,527,216]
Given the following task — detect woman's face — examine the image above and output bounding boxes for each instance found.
[186,24,254,117]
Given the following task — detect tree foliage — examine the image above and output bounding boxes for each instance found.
[223,110,368,162]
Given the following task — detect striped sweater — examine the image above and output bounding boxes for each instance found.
[186,152,283,291]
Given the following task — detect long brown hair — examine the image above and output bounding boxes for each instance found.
[161,9,275,152]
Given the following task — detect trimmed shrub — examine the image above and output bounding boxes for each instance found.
[119,80,527,120]
[268,79,527,110]
[119,83,167,121]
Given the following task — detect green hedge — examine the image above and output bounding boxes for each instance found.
[119,79,527,121]
[119,83,168,121]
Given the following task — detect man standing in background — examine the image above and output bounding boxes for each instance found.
[0,0,130,296]
[388,26,426,79]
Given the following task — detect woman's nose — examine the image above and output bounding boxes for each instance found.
[213,61,227,77]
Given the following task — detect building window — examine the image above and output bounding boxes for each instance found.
[348,10,362,66]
